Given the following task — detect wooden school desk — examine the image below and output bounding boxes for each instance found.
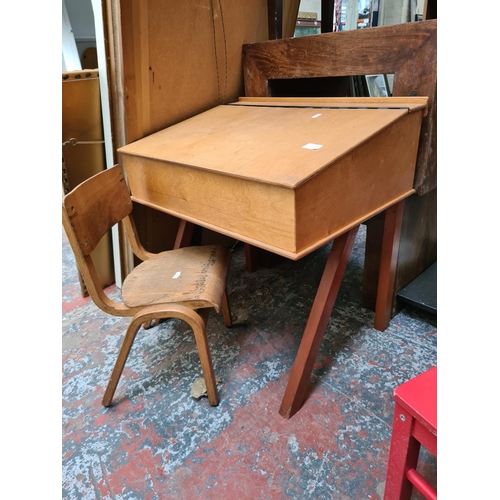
[118,97,428,418]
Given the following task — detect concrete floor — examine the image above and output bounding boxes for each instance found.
[62,225,437,499]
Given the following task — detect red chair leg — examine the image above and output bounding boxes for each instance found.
[384,404,421,500]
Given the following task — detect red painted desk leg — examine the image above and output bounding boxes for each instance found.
[244,243,259,273]
[174,219,195,249]
[279,226,359,418]
[374,200,405,332]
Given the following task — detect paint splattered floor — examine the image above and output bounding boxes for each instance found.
[62,225,437,499]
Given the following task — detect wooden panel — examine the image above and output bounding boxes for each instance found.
[123,156,297,254]
[295,111,421,254]
[62,73,105,193]
[62,74,103,144]
[63,145,106,192]
[120,0,270,141]
[243,23,433,87]
[235,96,428,112]
[242,20,437,195]
[118,103,416,188]
[116,0,270,263]
[119,0,150,143]
[62,70,114,291]
[282,0,301,38]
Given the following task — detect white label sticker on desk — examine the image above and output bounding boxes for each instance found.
[172,271,181,279]
[302,143,323,150]
[311,114,322,118]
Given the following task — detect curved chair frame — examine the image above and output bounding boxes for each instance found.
[62,165,232,406]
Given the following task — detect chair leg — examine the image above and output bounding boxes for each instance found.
[192,308,220,406]
[102,305,220,407]
[102,316,144,407]
[384,403,421,500]
[221,290,233,328]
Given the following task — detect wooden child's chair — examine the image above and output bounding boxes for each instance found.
[384,366,437,500]
[62,165,232,407]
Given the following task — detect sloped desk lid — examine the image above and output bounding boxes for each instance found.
[118,97,428,189]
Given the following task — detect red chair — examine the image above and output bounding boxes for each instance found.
[384,366,437,500]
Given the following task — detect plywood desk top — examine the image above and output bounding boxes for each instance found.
[119,97,427,260]
[119,97,427,189]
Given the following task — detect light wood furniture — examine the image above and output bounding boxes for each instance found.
[106,0,271,264]
[118,96,427,417]
[62,69,113,295]
[384,366,437,500]
[62,165,232,407]
[242,20,437,315]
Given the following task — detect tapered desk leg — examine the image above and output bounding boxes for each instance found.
[279,226,359,419]
[244,243,259,273]
[374,200,405,332]
[174,219,195,249]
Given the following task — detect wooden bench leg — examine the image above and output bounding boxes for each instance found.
[279,226,359,419]
[374,200,405,332]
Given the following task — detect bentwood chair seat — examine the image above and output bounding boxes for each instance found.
[62,164,232,408]
[121,245,229,311]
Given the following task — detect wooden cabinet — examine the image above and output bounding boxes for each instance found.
[62,69,114,295]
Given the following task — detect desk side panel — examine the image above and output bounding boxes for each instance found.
[122,156,297,253]
[295,112,423,254]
